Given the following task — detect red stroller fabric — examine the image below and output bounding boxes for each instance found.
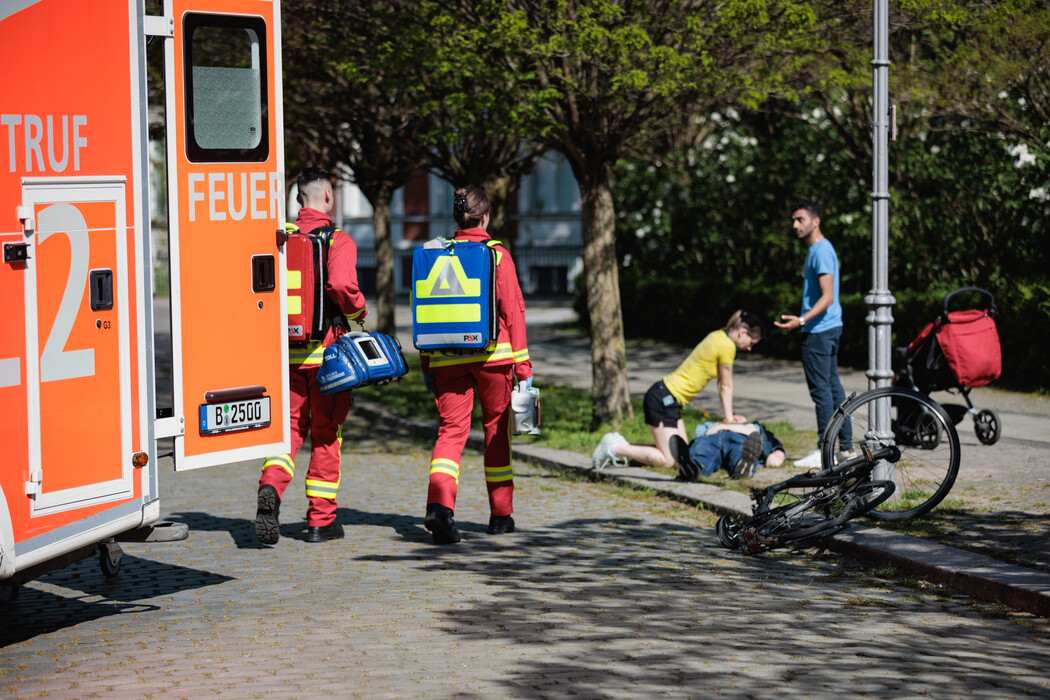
[936,309,1001,387]
[904,309,1001,391]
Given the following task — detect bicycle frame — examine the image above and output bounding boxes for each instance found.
[748,444,902,516]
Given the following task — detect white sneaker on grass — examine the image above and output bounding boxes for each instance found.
[793,449,823,469]
[836,449,858,461]
[592,432,628,470]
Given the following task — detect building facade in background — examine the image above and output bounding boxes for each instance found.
[291,152,583,298]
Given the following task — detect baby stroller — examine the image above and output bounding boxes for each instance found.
[893,287,1003,445]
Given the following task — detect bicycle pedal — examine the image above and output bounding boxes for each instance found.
[742,530,761,553]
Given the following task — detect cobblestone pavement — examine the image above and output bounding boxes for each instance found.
[3,416,1049,698]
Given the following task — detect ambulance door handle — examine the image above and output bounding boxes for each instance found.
[252,254,275,292]
[89,269,114,311]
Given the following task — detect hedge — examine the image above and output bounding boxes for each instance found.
[573,273,1050,393]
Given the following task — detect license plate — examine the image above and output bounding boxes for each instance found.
[199,396,271,435]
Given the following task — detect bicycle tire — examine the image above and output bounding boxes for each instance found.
[821,387,960,521]
[716,513,743,549]
[753,479,894,546]
[735,488,845,553]
[722,486,844,554]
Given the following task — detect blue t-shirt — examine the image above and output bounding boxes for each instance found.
[801,238,842,333]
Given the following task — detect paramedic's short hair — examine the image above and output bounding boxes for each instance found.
[296,167,331,205]
[791,199,821,219]
[452,184,490,229]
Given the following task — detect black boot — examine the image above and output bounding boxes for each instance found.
[487,515,515,535]
[670,435,698,481]
[305,522,345,542]
[255,485,281,545]
[423,503,461,544]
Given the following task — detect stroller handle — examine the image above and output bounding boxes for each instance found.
[943,287,996,318]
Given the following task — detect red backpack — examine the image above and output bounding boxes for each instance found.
[286,225,347,343]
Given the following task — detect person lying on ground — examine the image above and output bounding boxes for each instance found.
[591,311,764,471]
[678,420,785,481]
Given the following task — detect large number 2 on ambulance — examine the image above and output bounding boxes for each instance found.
[25,189,133,508]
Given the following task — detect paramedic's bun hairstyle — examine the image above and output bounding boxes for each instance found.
[453,185,490,229]
[296,167,331,205]
[726,310,764,339]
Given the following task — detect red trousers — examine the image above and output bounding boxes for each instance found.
[428,363,514,516]
[260,365,351,527]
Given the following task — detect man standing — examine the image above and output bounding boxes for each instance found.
[254,167,368,544]
[774,199,852,468]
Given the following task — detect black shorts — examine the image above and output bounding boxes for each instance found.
[643,380,681,428]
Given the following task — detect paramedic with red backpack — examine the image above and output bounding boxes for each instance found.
[421,185,533,544]
[254,167,368,544]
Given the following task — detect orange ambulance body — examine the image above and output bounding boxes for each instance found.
[0,0,289,595]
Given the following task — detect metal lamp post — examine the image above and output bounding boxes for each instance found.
[868,0,895,473]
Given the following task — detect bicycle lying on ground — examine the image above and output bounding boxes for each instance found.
[716,444,899,553]
[717,387,962,553]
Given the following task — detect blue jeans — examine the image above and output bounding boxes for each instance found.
[801,327,851,452]
[688,423,783,477]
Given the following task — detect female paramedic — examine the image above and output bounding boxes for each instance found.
[420,185,533,544]
[591,311,764,473]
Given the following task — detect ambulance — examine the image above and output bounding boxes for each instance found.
[0,0,289,599]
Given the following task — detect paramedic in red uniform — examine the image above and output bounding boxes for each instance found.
[421,185,533,544]
[254,167,367,544]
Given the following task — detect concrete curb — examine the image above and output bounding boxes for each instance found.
[354,398,1050,618]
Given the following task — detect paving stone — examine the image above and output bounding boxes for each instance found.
[2,415,1049,698]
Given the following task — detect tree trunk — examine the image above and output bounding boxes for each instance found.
[579,169,632,427]
[482,174,512,252]
[371,196,396,336]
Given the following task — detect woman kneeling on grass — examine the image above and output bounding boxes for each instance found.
[591,310,764,472]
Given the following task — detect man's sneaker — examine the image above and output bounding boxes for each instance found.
[424,503,461,544]
[670,435,699,481]
[837,448,858,461]
[592,432,628,470]
[731,432,763,479]
[487,514,515,535]
[305,522,345,542]
[254,485,281,545]
[793,449,823,469]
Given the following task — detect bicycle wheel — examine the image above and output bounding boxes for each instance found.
[821,387,960,521]
[716,513,744,549]
[738,487,847,553]
[830,479,897,520]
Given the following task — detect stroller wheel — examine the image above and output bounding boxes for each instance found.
[974,408,1002,446]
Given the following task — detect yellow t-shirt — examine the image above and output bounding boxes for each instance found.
[661,329,737,406]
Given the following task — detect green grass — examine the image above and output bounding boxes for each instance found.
[354,354,811,458]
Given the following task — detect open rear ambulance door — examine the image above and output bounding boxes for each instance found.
[162,0,289,470]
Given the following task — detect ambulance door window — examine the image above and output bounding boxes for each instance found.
[183,13,268,162]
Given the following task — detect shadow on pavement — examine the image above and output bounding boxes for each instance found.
[0,556,231,647]
[169,509,369,547]
[352,514,1049,697]
[169,509,273,549]
[873,508,1050,572]
[337,505,433,542]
